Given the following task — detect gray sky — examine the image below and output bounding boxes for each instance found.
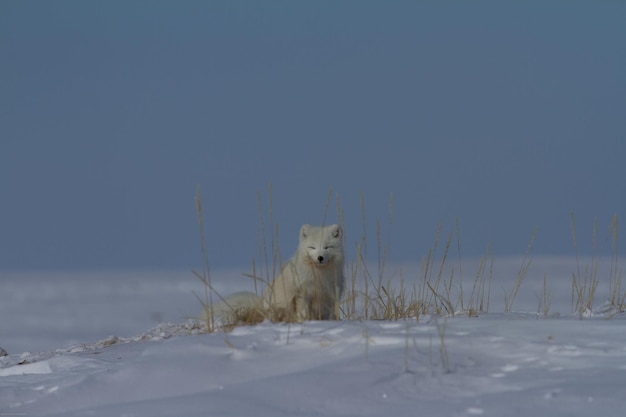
[2,1,625,270]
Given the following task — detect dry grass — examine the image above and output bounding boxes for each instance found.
[570,212,601,319]
[538,273,554,317]
[569,213,625,318]
[607,215,624,313]
[194,186,623,331]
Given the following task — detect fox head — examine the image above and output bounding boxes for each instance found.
[299,224,343,266]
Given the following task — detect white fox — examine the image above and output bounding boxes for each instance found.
[206,224,345,325]
[265,223,344,321]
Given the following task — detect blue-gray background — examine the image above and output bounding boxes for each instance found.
[2,1,624,270]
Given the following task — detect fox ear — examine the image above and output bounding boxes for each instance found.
[300,224,311,239]
[330,224,342,239]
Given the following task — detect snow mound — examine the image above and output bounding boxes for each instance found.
[2,315,626,417]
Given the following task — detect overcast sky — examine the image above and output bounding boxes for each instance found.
[2,1,625,271]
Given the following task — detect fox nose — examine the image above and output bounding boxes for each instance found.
[317,255,324,263]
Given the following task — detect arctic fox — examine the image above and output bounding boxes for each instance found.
[205,224,345,326]
[264,223,345,321]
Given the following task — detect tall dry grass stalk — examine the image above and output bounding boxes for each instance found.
[455,219,464,311]
[435,318,451,373]
[504,228,537,312]
[466,243,493,316]
[539,273,554,317]
[192,186,216,331]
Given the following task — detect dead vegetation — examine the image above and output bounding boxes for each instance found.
[193,185,624,332]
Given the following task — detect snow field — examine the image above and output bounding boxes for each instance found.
[1,260,625,416]
[2,314,626,416]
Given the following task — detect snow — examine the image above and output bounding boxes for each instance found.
[1,259,625,416]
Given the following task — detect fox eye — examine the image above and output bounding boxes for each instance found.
[308,246,316,250]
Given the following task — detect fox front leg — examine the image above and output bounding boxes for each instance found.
[292,294,309,322]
